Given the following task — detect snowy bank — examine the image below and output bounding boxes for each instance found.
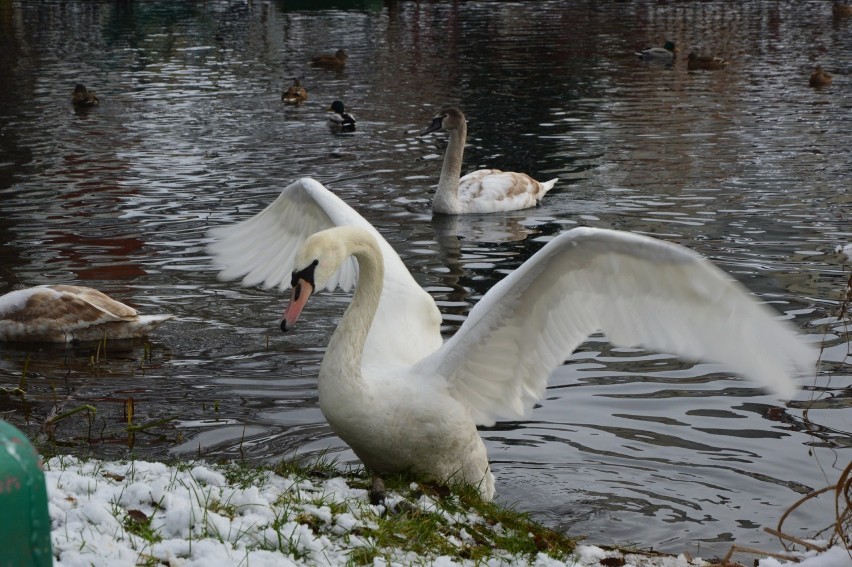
[43,456,847,567]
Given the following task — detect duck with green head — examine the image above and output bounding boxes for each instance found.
[328,100,356,132]
[636,41,677,62]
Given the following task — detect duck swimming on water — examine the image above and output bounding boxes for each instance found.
[687,52,729,70]
[71,84,99,107]
[328,100,356,131]
[282,78,308,104]
[636,41,677,62]
[310,49,348,71]
[809,66,832,87]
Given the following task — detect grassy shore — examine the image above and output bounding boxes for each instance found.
[43,453,852,567]
[45,454,712,566]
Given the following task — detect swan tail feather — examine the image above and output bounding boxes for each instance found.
[539,178,558,197]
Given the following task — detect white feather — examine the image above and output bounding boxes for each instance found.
[415,228,814,426]
[207,178,443,368]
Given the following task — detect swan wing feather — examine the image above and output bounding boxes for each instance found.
[208,178,364,292]
[415,227,814,426]
[208,177,443,366]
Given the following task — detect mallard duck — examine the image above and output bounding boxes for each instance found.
[809,66,833,88]
[328,100,356,131]
[282,78,308,104]
[636,41,677,62]
[208,177,813,501]
[687,52,729,71]
[71,84,99,107]
[833,3,852,17]
[0,285,172,342]
[420,107,557,214]
[310,49,348,70]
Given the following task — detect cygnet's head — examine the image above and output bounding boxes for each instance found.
[420,107,465,136]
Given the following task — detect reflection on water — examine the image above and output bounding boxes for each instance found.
[0,0,850,558]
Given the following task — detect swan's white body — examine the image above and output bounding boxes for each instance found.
[0,285,172,342]
[421,107,557,214]
[209,177,815,501]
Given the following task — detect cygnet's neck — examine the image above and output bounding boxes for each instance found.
[433,122,467,214]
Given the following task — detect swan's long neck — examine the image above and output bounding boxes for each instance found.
[319,233,384,392]
[433,122,466,214]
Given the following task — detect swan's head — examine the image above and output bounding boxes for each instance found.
[421,107,465,136]
[281,227,364,332]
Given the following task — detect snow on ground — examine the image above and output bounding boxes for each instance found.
[43,456,847,567]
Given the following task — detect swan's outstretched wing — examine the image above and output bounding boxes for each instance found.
[209,178,361,292]
[208,177,443,366]
[414,227,815,426]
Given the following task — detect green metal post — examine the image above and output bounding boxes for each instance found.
[0,422,52,567]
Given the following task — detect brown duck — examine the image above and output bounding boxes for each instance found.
[687,52,729,71]
[282,78,308,104]
[310,49,348,70]
[809,66,832,88]
[71,84,99,106]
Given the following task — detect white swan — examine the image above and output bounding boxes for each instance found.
[0,285,172,342]
[208,177,815,501]
[420,107,558,214]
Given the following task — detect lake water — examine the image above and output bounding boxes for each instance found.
[0,0,850,559]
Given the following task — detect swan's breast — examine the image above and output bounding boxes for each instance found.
[319,372,482,474]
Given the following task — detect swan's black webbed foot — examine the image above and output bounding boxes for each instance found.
[369,474,386,505]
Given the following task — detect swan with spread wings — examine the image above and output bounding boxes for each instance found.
[208,177,814,500]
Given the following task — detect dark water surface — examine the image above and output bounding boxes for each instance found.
[1,0,850,557]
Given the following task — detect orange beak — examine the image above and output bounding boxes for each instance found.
[281,278,314,332]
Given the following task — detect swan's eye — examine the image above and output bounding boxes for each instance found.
[291,260,319,289]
